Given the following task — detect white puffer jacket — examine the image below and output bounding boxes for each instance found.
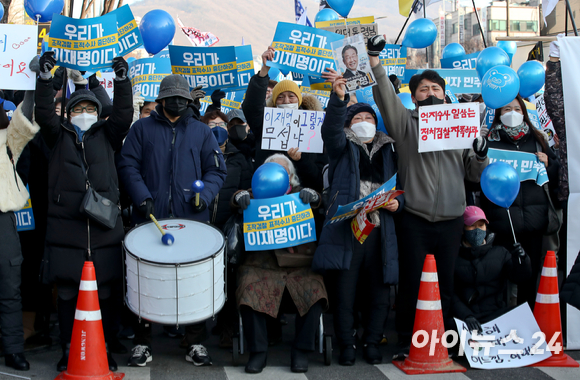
[0,104,40,212]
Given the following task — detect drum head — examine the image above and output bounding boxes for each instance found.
[125,219,224,264]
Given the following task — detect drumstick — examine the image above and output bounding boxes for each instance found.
[192,180,205,207]
[149,214,175,246]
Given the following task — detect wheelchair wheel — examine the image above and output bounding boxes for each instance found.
[324,335,332,365]
[232,335,240,366]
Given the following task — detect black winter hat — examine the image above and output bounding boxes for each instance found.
[344,102,378,128]
[66,89,102,117]
[156,75,193,102]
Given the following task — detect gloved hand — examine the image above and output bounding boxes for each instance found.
[511,242,526,257]
[234,190,251,210]
[191,85,206,101]
[480,127,489,138]
[367,35,386,57]
[299,188,319,205]
[465,316,483,334]
[549,33,564,58]
[211,89,226,106]
[88,73,101,89]
[29,56,40,75]
[191,198,207,213]
[132,91,145,123]
[67,69,88,85]
[473,136,488,160]
[138,198,155,218]
[39,51,56,80]
[112,57,129,81]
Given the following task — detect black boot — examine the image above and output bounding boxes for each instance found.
[290,348,309,373]
[107,350,118,371]
[5,353,30,371]
[245,352,267,374]
[56,344,70,372]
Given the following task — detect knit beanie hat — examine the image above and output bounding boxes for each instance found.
[271,80,302,106]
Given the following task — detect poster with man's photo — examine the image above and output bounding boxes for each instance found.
[331,34,376,93]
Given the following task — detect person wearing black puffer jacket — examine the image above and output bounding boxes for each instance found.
[34,52,133,373]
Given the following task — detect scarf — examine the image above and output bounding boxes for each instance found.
[488,122,529,142]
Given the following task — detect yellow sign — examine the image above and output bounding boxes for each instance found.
[315,16,375,28]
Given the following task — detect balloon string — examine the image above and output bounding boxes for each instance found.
[149,214,166,236]
[505,208,518,244]
[36,15,40,26]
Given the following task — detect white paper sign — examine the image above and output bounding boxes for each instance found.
[331,34,376,93]
[418,102,480,153]
[98,71,116,101]
[534,94,556,147]
[261,107,325,154]
[0,25,38,90]
[455,304,553,369]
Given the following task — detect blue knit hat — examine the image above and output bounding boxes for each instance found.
[344,102,377,128]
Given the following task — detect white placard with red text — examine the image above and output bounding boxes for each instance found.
[418,102,480,153]
[0,25,38,90]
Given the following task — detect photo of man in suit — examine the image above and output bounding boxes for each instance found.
[342,45,367,79]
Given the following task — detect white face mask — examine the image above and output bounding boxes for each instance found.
[71,113,98,131]
[500,110,524,127]
[277,102,299,110]
[351,121,376,141]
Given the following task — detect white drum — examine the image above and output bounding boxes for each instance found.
[123,219,225,325]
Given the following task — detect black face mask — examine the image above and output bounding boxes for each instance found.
[417,95,445,108]
[163,97,189,117]
[229,124,248,141]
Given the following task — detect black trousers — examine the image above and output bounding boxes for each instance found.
[395,211,464,343]
[240,290,323,353]
[334,228,390,347]
[131,315,207,348]
[0,212,25,354]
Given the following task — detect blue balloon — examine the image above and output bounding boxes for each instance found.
[139,10,176,55]
[441,43,465,59]
[497,41,517,64]
[397,93,415,110]
[315,8,340,23]
[0,3,4,20]
[481,162,520,208]
[268,67,281,81]
[476,47,510,80]
[24,0,64,23]
[327,0,355,18]
[3,101,16,121]
[252,163,290,199]
[481,65,520,109]
[517,60,545,98]
[402,18,437,49]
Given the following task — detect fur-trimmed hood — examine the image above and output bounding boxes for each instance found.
[344,127,395,160]
[266,93,323,111]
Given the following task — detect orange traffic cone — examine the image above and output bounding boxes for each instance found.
[55,262,125,380]
[393,254,466,374]
[530,251,579,368]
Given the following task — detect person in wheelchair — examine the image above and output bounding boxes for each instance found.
[232,154,328,374]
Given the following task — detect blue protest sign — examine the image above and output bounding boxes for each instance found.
[355,87,387,134]
[446,88,459,103]
[15,187,35,232]
[243,193,316,251]
[292,72,304,81]
[488,148,549,186]
[484,108,495,128]
[129,57,172,102]
[380,44,406,79]
[109,5,143,56]
[405,69,481,94]
[300,86,330,108]
[48,13,119,71]
[169,45,238,93]
[200,90,246,115]
[301,75,332,91]
[440,51,480,69]
[153,49,170,59]
[269,22,344,77]
[227,45,254,92]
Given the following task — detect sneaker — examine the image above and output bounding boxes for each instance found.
[127,345,152,367]
[185,344,212,366]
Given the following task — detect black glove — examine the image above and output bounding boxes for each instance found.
[465,316,483,334]
[234,190,251,211]
[88,73,101,89]
[211,89,226,105]
[299,188,319,205]
[39,51,56,79]
[367,35,386,57]
[511,243,526,257]
[191,198,207,213]
[473,136,488,160]
[138,198,155,219]
[112,57,129,81]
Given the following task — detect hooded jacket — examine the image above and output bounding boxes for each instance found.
[371,64,488,222]
[118,104,227,225]
[312,92,404,284]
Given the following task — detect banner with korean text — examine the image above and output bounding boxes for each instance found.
[380,44,407,80]
[405,69,481,94]
[261,107,325,153]
[418,103,480,153]
[488,148,549,186]
[440,51,480,70]
[109,5,143,56]
[0,24,38,90]
[228,45,254,92]
[169,45,238,93]
[243,193,316,251]
[48,14,119,71]
[200,90,245,115]
[129,57,172,102]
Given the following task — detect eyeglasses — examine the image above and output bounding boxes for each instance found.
[208,122,227,128]
[71,105,97,114]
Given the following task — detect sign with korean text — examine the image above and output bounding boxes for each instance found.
[200,90,245,115]
[320,23,378,45]
[301,75,332,91]
[418,103,480,153]
[380,44,407,80]
[109,5,143,56]
[129,57,172,102]
[243,193,316,251]
[440,51,480,70]
[269,22,344,78]
[488,148,549,186]
[0,24,38,90]
[534,95,556,147]
[455,304,552,369]
[315,15,375,28]
[405,69,481,94]
[228,45,254,92]
[15,190,35,232]
[300,86,330,108]
[98,71,116,101]
[169,45,238,93]
[332,34,376,93]
[261,107,325,153]
[48,14,119,71]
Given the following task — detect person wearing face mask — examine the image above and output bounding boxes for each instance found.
[481,95,560,309]
[313,74,404,366]
[34,51,133,372]
[117,74,227,368]
[226,109,255,170]
[452,206,531,339]
[359,35,489,358]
